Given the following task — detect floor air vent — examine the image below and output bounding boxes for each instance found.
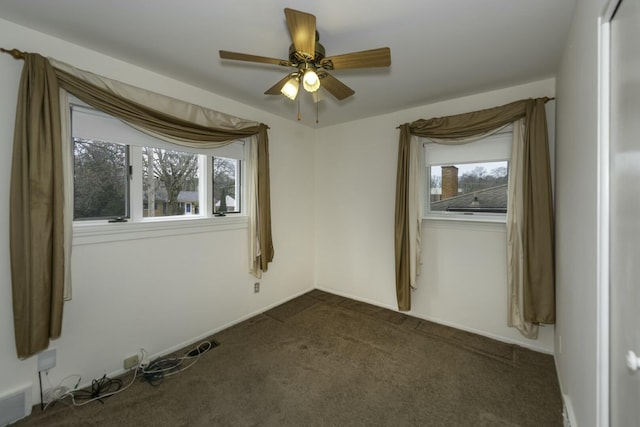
[0,384,31,426]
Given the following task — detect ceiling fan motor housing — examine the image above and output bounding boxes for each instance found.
[288,41,325,68]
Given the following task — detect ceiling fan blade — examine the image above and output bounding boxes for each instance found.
[219,50,292,67]
[319,72,355,100]
[321,47,391,70]
[284,8,316,60]
[264,74,297,95]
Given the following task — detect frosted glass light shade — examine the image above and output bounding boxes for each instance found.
[281,77,299,100]
[302,70,320,92]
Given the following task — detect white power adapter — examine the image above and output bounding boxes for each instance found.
[139,348,150,369]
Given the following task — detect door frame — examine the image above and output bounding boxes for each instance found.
[597,1,622,425]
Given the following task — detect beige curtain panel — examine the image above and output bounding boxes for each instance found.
[10,54,65,358]
[394,98,555,328]
[394,125,413,311]
[7,51,274,358]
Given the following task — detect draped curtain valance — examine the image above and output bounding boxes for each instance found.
[8,51,274,358]
[54,68,264,143]
[394,97,554,338]
[401,99,536,138]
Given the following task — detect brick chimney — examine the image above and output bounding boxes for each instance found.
[441,166,459,200]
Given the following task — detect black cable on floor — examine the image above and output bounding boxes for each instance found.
[141,340,218,387]
[71,374,123,404]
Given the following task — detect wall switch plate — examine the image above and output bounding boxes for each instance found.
[254,282,260,293]
[37,348,56,372]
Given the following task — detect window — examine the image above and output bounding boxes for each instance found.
[142,146,200,218]
[74,138,129,220]
[424,127,512,220]
[71,103,245,223]
[213,156,241,215]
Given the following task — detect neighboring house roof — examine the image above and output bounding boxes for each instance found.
[431,184,508,211]
[177,191,199,203]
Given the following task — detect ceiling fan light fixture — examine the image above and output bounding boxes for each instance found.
[302,69,320,93]
[281,76,300,100]
[220,8,392,120]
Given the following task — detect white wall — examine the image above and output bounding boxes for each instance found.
[555,0,608,425]
[0,18,315,408]
[314,79,556,353]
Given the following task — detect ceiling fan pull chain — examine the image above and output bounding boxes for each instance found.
[316,100,319,124]
[297,95,301,121]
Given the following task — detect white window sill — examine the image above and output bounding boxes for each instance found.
[73,215,248,245]
[424,214,507,224]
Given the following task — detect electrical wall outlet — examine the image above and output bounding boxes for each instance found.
[123,354,139,370]
[254,282,260,293]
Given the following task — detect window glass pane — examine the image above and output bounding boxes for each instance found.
[73,138,128,220]
[72,103,246,223]
[213,157,240,214]
[143,147,199,217]
[429,161,508,213]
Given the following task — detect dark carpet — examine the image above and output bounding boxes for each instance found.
[15,290,562,426]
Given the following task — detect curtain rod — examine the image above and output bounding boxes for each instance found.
[1,48,26,60]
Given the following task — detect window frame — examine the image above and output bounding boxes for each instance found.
[423,127,512,223]
[212,155,242,216]
[70,101,248,240]
[72,136,131,221]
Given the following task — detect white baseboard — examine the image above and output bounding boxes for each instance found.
[78,285,552,403]
[562,393,577,427]
[411,313,553,355]
[315,286,553,354]
[102,286,316,382]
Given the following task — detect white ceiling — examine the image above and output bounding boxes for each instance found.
[0,0,576,127]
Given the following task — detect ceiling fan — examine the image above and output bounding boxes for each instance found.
[219,8,391,106]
